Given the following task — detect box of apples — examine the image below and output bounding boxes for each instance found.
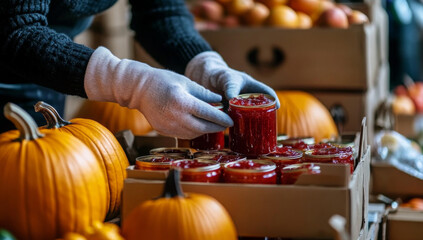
[391,76,423,138]
[187,0,388,92]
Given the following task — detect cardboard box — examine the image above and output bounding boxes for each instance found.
[121,121,370,239]
[371,162,423,198]
[387,208,423,240]
[309,62,389,141]
[394,114,420,138]
[133,3,388,92]
[197,3,386,91]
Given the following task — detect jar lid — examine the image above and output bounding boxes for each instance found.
[224,159,276,173]
[172,159,221,172]
[229,93,276,109]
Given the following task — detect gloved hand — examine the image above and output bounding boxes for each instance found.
[84,47,233,139]
[185,51,280,108]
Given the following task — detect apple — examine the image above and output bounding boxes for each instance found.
[315,7,349,28]
[392,95,415,115]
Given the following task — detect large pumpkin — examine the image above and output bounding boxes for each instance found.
[122,169,237,240]
[276,91,338,142]
[75,100,153,135]
[0,103,107,240]
[35,101,129,220]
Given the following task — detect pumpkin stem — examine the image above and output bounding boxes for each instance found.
[34,101,71,128]
[4,103,44,140]
[160,169,185,198]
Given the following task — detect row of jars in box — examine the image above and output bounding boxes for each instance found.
[135,141,355,184]
[136,156,318,185]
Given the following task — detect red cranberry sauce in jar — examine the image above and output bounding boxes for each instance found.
[280,163,321,185]
[223,159,277,184]
[190,103,225,150]
[171,159,221,183]
[259,146,303,171]
[304,146,354,173]
[135,155,183,171]
[228,94,277,158]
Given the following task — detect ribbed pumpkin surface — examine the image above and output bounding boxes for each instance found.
[276,90,338,142]
[76,101,153,135]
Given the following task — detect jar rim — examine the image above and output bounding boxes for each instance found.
[282,163,320,173]
[149,147,194,156]
[172,159,221,172]
[260,149,303,160]
[224,159,276,173]
[229,93,276,109]
[135,155,180,166]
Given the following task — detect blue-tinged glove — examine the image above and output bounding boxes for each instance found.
[84,47,233,139]
[185,51,280,108]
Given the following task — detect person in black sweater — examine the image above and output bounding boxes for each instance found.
[0,0,279,138]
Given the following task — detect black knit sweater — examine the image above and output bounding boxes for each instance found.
[0,0,212,98]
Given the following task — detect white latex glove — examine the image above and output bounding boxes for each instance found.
[84,47,233,139]
[185,51,280,108]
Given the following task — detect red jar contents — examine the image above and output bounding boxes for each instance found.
[190,103,225,150]
[259,147,303,182]
[149,147,194,158]
[135,155,183,171]
[303,147,354,173]
[171,159,221,183]
[280,163,321,185]
[224,159,277,184]
[228,94,277,158]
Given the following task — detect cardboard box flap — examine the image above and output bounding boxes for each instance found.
[295,163,350,187]
[389,209,423,222]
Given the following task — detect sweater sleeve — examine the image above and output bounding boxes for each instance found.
[128,0,212,74]
[0,0,93,98]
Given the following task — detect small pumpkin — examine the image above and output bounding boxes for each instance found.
[35,101,129,220]
[0,103,107,240]
[276,91,338,142]
[75,100,153,135]
[122,169,237,240]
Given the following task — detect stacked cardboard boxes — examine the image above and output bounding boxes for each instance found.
[134,1,389,143]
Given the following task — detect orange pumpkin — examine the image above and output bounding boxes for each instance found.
[0,103,107,240]
[122,169,237,240]
[276,91,338,142]
[35,101,129,220]
[75,100,153,135]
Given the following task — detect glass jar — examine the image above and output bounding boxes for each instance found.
[224,159,277,184]
[149,147,194,158]
[259,147,303,182]
[135,155,184,171]
[280,163,321,185]
[171,159,221,183]
[190,103,225,150]
[303,147,354,173]
[228,94,277,158]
